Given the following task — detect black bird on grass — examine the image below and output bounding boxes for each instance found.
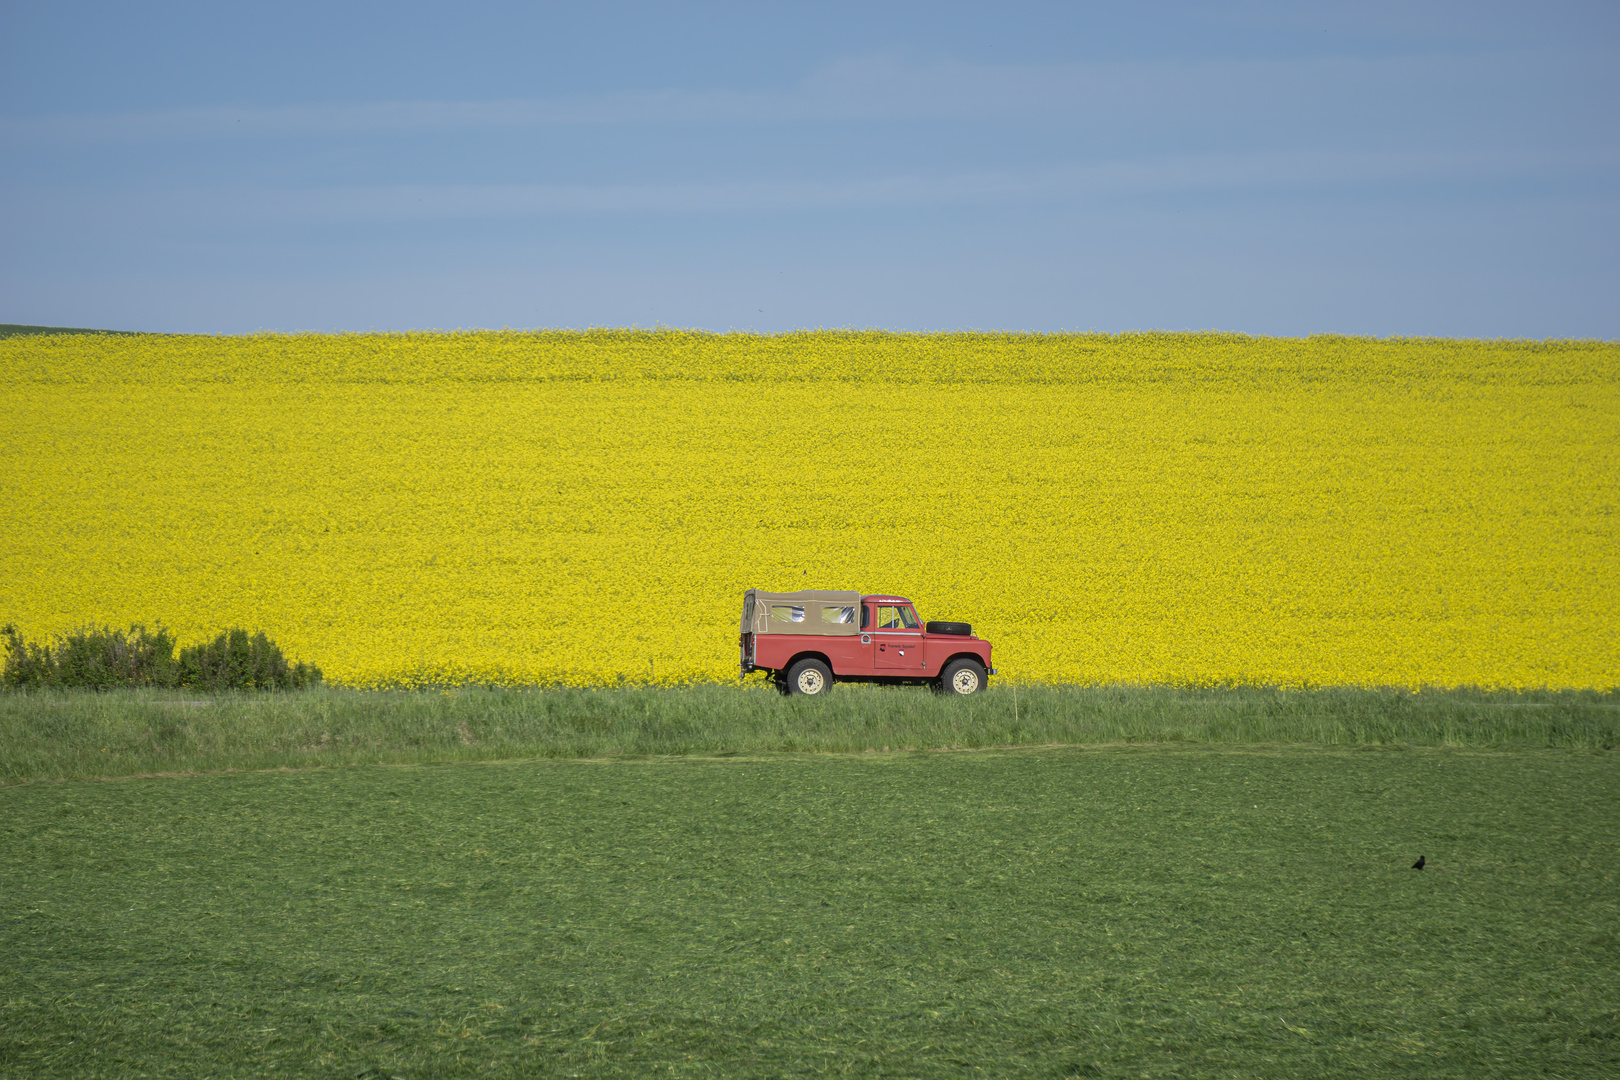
[1412,855,1426,870]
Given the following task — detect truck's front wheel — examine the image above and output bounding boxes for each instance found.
[785,658,834,696]
[938,658,986,696]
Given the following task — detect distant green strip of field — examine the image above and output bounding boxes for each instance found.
[0,323,143,339]
[2,747,1616,1077]
[1,684,1614,787]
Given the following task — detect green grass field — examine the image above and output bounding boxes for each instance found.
[2,684,1615,786]
[3,731,1617,1077]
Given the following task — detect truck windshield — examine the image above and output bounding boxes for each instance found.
[875,605,920,630]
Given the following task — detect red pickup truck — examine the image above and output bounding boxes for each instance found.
[739,589,994,696]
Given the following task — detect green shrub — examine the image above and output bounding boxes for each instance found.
[1,623,320,691]
[58,623,178,688]
[176,628,321,691]
[2,623,177,689]
[1,624,56,688]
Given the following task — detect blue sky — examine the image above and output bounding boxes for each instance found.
[2,1,1615,335]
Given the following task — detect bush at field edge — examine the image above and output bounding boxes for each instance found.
[1,623,321,691]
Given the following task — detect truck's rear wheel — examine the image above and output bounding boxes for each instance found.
[938,658,985,696]
[785,658,833,696]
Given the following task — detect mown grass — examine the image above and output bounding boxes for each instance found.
[0,683,1614,786]
[2,746,1616,1077]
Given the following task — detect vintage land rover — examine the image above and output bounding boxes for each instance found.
[739,589,994,696]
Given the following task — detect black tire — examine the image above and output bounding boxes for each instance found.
[785,658,834,697]
[926,621,972,637]
[937,658,986,696]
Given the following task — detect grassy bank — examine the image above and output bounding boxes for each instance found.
[1,683,1614,785]
[3,746,1617,1077]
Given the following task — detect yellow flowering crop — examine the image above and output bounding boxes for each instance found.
[2,330,1615,689]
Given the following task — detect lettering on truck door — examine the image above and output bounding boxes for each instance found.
[872,602,923,671]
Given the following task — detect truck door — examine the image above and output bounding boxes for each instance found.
[872,603,924,671]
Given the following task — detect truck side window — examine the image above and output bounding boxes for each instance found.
[770,605,805,623]
[861,605,870,629]
[898,606,920,629]
[821,605,856,625]
[874,605,913,628]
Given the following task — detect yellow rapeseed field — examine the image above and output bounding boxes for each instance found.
[2,330,1615,689]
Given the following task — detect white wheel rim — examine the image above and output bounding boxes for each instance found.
[797,669,825,694]
[952,668,979,694]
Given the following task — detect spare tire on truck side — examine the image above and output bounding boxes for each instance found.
[926,621,972,636]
